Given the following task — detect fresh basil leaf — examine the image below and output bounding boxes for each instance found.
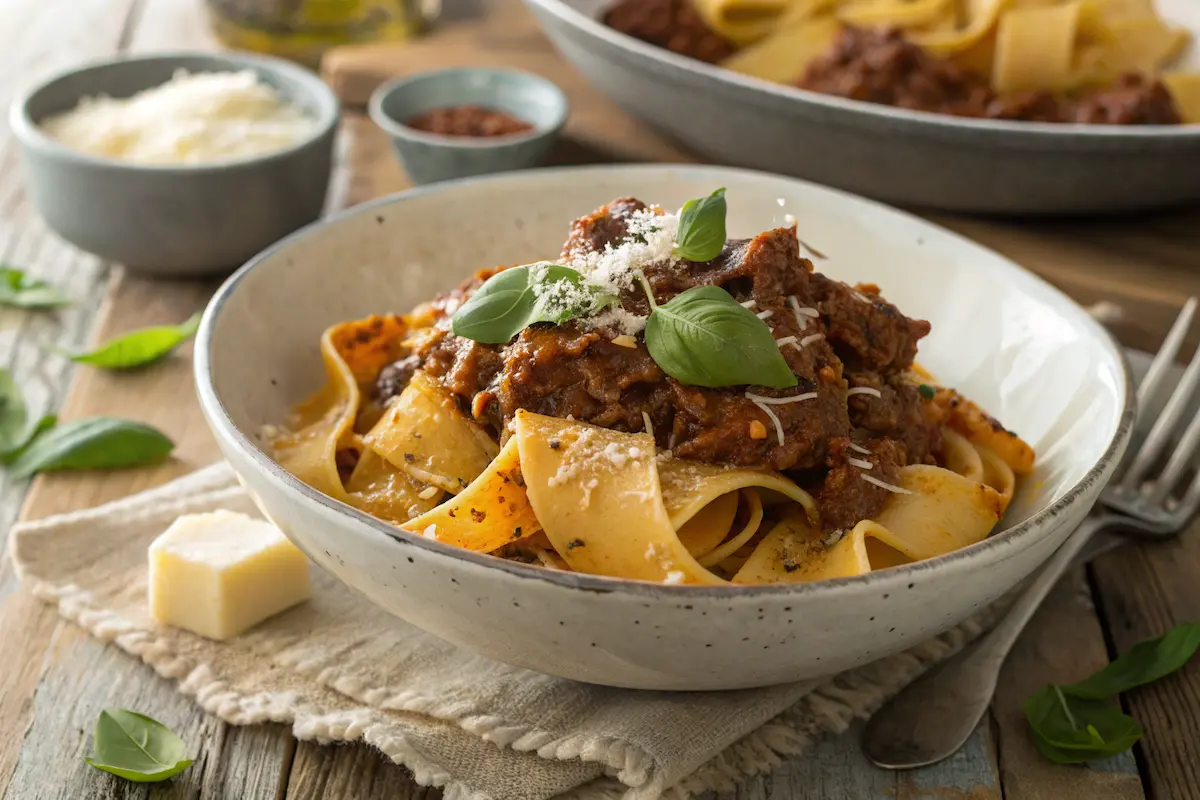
[1,414,57,465]
[1024,686,1143,764]
[674,188,727,263]
[451,264,616,344]
[0,368,27,453]
[644,285,797,389]
[85,709,193,783]
[9,417,173,478]
[70,312,201,369]
[1064,621,1200,699]
[0,267,69,309]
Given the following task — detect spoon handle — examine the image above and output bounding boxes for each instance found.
[862,514,1116,769]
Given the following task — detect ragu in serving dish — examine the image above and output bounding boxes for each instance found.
[270,190,1034,586]
[601,0,1200,125]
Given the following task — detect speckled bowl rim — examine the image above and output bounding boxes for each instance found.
[524,0,1200,146]
[9,51,341,173]
[195,163,1136,599]
[367,67,569,150]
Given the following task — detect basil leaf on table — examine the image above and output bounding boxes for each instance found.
[1,414,57,465]
[452,264,617,344]
[9,416,173,477]
[0,368,57,463]
[1063,621,1200,699]
[1024,686,1143,764]
[85,709,193,783]
[644,285,797,389]
[0,368,27,452]
[0,267,69,309]
[674,188,727,262]
[1024,620,1200,764]
[69,312,202,369]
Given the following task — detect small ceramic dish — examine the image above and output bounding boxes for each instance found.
[10,52,339,277]
[369,67,569,185]
[196,164,1133,691]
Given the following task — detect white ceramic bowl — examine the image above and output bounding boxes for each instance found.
[195,165,1133,690]
[522,0,1200,215]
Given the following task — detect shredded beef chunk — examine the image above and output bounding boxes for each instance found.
[846,372,942,464]
[798,26,995,117]
[373,354,422,405]
[1071,74,1182,125]
[813,438,902,532]
[812,275,930,373]
[602,0,736,64]
[560,197,651,263]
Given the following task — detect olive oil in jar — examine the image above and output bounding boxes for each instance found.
[206,0,441,66]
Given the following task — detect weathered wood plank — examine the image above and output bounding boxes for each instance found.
[286,741,436,800]
[4,624,292,799]
[1091,525,1200,800]
[991,567,1144,800]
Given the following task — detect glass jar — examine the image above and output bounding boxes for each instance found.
[206,0,442,67]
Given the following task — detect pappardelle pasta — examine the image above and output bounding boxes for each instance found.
[602,0,1200,125]
[272,192,1035,586]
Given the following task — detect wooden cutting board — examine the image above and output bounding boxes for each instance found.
[320,0,1200,354]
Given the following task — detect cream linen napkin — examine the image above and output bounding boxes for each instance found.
[10,462,996,800]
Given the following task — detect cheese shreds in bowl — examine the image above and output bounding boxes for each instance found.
[40,69,317,165]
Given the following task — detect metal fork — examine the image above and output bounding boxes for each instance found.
[861,297,1200,770]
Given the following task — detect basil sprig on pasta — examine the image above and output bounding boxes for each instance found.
[641,283,796,389]
[673,188,727,262]
[451,263,618,344]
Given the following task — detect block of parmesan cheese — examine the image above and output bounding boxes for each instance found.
[148,510,311,640]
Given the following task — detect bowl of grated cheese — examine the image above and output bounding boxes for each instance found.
[10,52,339,276]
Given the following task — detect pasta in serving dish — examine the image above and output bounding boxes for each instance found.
[602,0,1200,124]
[271,191,1035,586]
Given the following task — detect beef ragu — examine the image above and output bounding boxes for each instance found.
[370,197,946,531]
[601,0,1185,126]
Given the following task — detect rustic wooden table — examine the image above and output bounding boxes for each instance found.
[2,0,1200,797]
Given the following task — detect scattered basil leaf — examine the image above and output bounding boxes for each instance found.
[1,414,57,465]
[0,368,27,453]
[1024,621,1200,764]
[917,384,935,400]
[1024,686,1143,764]
[452,264,617,344]
[69,312,202,369]
[0,267,69,309]
[673,188,727,263]
[1063,621,1200,699]
[644,285,797,389]
[9,417,174,478]
[85,709,193,783]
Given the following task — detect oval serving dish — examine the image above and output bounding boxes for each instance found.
[521,0,1200,216]
[196,164,1132,690]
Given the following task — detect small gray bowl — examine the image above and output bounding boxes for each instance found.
[369,68,568,185]
[10,52,340,277]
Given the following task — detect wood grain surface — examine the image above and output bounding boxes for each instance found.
[1,0,1198,797]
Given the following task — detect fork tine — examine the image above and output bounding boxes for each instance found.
[1122,319,1200,491]
[1145,397,1200,505]
[1136,297,1197,411]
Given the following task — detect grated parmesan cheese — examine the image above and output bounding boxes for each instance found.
[744,391,819,405]
[41,69,317,165]
[862,474,913,494]
[422,524,439,539]
[799,333,825,347]
[847,457,873,470]
[847,442,872,455]
[775,336,798,348]
[752,401,786,447]
[417,485,440,500]
[756,309,774,320]
[663,571,686,585]
[611,334,638,348]
[642,411,654,438]
[847,387,882,398]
